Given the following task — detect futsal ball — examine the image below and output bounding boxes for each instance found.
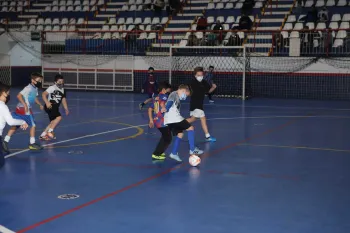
[189,155,201,167]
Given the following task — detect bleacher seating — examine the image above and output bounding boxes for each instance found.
[0,0,349,56]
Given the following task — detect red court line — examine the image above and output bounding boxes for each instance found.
[16,114,309,233]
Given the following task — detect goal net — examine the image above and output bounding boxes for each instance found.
[169,46,249,99]
[42,54,134,91]
[0,54,11,85]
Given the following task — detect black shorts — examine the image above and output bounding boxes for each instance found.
[45,104,61,121]
[167,119,192,136]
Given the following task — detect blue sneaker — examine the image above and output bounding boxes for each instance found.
[206,136,217,142]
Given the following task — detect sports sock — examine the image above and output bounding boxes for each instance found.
[48,128,54,133]
[40,131,47,137]
[188,130,195,151]
[205,133,210,138]
[30,137,35,144]
[171,136,181,154]
[4,136,10,143]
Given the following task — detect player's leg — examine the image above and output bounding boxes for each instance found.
[152,127,169,160]
[27,115,43,150]
[2,113,21,153]
[139,94,153,110]
[208,83,217,102]
[192,109,216,142]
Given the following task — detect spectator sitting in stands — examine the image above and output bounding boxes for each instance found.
[239,14,252,30]
[213,20,224,31]
[187,33,200,46]
[153,0,165,13]
[196,15,208,31]
[126,25,142,44]
[318,7,328,22]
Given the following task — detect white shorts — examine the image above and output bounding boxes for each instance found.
[190,109,205,118]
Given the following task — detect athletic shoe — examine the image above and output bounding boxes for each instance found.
[206,136,217,142]
[2,140,10,154]
[190,147,203,155]
[152,153,166,160]
[139,103,143,110]
[39,135,51,141]
[29,143,43,150]
[169,153,182,162]
[209,100,215,103]
[47,132,56,139]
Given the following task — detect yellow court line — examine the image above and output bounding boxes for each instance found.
[239,143,350,153]
[11,121,144,150]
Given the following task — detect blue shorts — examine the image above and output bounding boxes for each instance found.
[12,112,36,127]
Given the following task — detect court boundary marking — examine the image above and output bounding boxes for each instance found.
[13,113,312,233]
[240,143,350,153]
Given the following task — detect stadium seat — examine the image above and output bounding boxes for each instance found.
[102,25,109,31]
[129,5,136,11]
[207,16,215,24]
[129,0,135,4]
[37,18,44,25]
[225,3,233,9]
[216,3,224,9]
[45,25,53,31]
[126,17,134,24]
[29,18,36,25]
[283,23,293,30]
[281,31,289,39]
[326,0,335,6]
[226,16,235,24]
[134,17,142,24]
[52,18,60,24]
[59,6,66,11]
[53,25,60,31]
[315,0,324,7]
[161,17,168,24]
[152,17,160,24]
[255,2,263,8]
[75,5,82,11]
[37,25,44,31]
[52,6,59,11]
[103,32,112,39]
[217,16,225,23]
[117,18,125,24]
[287,15,296,23]
[316,22,326,30]
[336,30,346,39]
[339,22,349,29]
[235,3,243,8]
[74,0,80,5]
[77,18,85,24]
[293,22,303,30]
[329,22,338,29]
[337,0,346,6]
[306,22,314,29]
[143,17,151,24]
[136,0,143,4]
[342,14,350,21]
[83,0,89,5]
[67,6,74,11]
[61,18,69,25]
[208,3,215,9]
[331,14,341,22]
[305,0,313,7]
[44,18,52,25]
[290,31,299,38]
[333,39,343,47]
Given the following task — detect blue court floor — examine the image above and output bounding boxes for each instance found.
[1,90,350,233]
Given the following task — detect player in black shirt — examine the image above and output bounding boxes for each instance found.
[187,67,216,142]
[40,74,69,140]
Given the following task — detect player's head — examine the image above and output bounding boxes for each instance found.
[54,74,64,88]
[148,67,154,74]
[31,72,43,88]
[209,66,214,72]
[158,82,171,94]
[177,84,191,100]
[194,67,204,82]
[0,81,11,104]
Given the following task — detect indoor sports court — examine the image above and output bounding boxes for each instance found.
[1,91,350,233]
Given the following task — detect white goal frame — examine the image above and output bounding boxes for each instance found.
[169,45,247,100]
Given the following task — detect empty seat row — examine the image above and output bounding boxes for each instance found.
[109,17,168,25]
[301,0,350,7]
[43,5,96,11]
[102,24,161,31]
[0,7,23,12]
[281,30,347,41]
[284,21,349,30]
[127,0,164,5]
[29,18,85,25]
[20,25,76,31]
[117,4,167,11]
[50,0,104,6]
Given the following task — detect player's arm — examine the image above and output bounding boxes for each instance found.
[35,97,44,110]
[42,87,54,109]
[1,104,28,130]
[62,97,69,115]
[148,106,154,128]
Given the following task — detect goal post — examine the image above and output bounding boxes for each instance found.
[42,54,134,91]
[0,53,11,85]
[169,46,248,100]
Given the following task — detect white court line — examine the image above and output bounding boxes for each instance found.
[69,98,350,111]
[5,114,343,160]
[0,225,16,233]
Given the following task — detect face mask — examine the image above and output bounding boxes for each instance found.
[5,94,10,104]
[35,81,42,88]
[196,76,203,82]
[56,83,64,89]
[179,92,187,100]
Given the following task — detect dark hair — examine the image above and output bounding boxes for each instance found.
[54,74,64,82]
[0,82,10,96]
[209,66,214,69]
[31,72,43,79]
[158,81,171,92]
[148,67,155,71]
[194,66,204,74]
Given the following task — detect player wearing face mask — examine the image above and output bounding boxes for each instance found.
[187,67,216,142]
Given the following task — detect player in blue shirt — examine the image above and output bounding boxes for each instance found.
[148,82,172,160]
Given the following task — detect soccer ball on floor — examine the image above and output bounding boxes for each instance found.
[189,155,201,167]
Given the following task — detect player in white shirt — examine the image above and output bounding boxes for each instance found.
[3,73,44,153]
[0,82,28,168]
[164,84,203,162]
[40,74,69,140]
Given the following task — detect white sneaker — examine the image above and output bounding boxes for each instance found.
[169,153,182,162]
[190,147,203,155]
[209,100,214,103]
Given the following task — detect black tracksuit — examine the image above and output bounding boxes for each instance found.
[189,78,211,111]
